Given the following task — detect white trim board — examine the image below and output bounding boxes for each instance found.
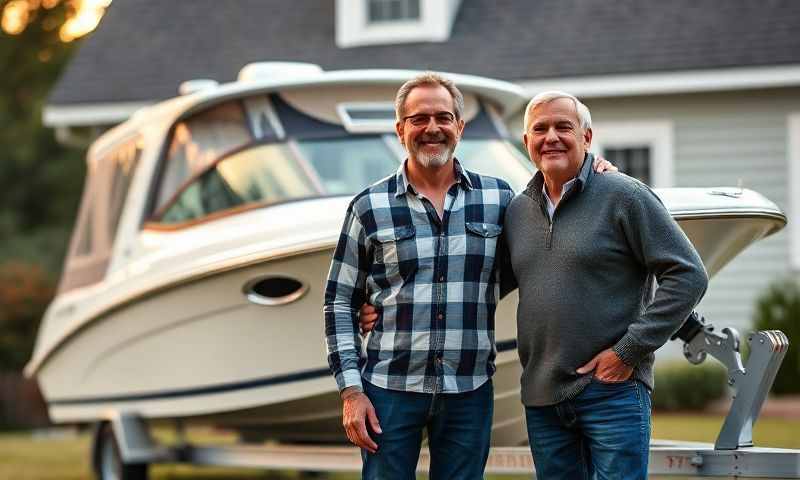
[789,113,800,271]
[44,102,153,127]
[590,120,674,188]
[519,64,800,99]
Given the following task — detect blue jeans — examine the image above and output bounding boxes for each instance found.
[524,379,651,480]
[361,380,493,480]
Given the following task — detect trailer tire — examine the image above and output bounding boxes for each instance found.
[93,422,149,480]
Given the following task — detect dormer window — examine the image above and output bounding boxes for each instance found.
[367,0,420,23]
[336,0,461,48]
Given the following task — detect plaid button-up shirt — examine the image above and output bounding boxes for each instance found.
[324,160,514,394]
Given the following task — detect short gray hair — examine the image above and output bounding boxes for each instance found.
[523,90,592,131]
[395,72,465,121]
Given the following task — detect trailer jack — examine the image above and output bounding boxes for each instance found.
[672,311,790,450]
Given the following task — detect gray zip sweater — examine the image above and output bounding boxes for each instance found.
[504,153,708,406]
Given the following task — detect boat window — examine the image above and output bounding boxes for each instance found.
[158,143,318,224]
[455,139,534,192]
[156,100,253,212]
[58,137,142,294]
[107,140,141,241]
[73,173,95,257]
[295,137,399,194]
[150,136,533,227]
[152,137,401,225]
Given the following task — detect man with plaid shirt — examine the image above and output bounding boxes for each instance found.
[324,73,511,479]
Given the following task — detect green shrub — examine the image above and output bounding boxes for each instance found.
[652,361,728,411]
[753,279,800,395]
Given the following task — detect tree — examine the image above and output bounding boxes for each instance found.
[0,2,110,427]
[0,0,90,273]
[0,0,100,383]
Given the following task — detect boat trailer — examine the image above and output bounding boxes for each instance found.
[94,312,798,479]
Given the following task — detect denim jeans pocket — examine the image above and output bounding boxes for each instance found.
[591,376,635,386]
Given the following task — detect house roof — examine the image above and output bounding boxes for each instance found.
[49,0,800,107]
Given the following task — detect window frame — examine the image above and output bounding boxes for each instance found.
[335,0,459,48]
[601,146,653,185]
[590,120,674,188]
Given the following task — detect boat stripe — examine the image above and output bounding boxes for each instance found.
[49,339,518,406]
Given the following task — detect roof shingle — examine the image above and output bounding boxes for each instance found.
[49,0,800,105]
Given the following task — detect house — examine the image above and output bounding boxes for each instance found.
[45,0,800,353]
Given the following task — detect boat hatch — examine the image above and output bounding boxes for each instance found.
[336,102,396,133]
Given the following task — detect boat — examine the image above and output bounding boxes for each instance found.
[25,63,786,451]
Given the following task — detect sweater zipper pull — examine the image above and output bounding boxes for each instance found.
[546,221,554,249]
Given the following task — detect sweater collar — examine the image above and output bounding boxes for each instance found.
[523,152,595,204]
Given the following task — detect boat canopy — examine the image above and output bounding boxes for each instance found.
[57,88,531,293]
[58,137,142,294]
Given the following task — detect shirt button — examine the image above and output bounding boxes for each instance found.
[439,275,445,282]
[437,313,444,320]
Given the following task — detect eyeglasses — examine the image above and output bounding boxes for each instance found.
[402,112,457,127]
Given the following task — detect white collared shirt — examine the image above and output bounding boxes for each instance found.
[543,177,578,219]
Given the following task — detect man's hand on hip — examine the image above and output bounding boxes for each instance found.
[576,348,633,382]
[359,303,379,334]
[341,387,382,453]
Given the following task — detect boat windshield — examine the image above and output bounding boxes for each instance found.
[455,139,532,192]
[154,136,532,226]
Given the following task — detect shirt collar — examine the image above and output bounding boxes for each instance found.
[394,158,473,198]
[524,152,595,203]
[542,176,578,204]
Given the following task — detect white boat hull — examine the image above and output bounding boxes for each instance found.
[37,246,527,446]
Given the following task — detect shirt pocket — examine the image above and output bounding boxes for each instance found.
[464,222,503,278]
[374,225,418,283]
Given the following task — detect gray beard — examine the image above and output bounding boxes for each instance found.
[413,144,454,168]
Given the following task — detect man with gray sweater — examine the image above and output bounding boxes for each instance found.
[504,91,708,480]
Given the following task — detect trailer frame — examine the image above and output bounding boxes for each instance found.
[95,317,799,479]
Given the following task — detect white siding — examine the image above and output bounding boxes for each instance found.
[789,113,800,271]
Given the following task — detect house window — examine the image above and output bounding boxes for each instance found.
[335,0,457,48]
[590,120,673,188]
[602,146,651,184]
[368,0,420,23]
